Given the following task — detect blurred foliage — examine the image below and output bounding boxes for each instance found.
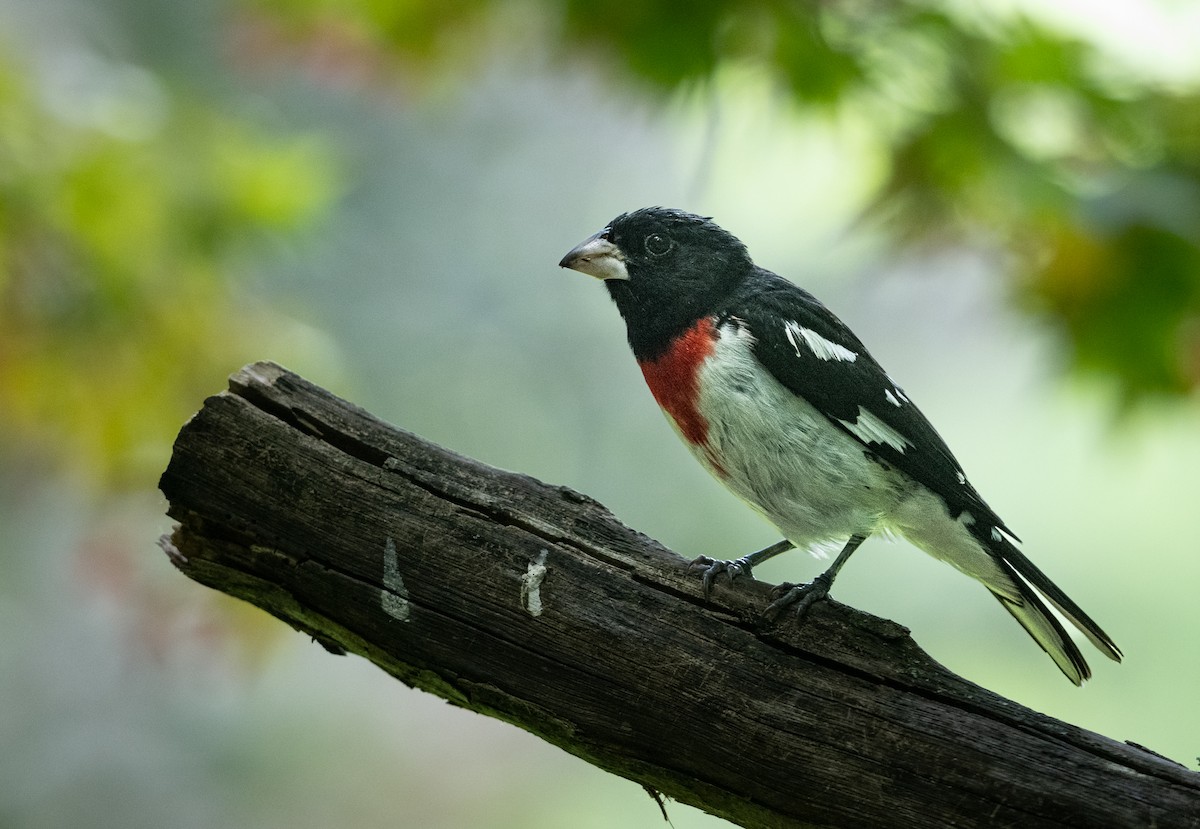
[2,0,1199,490]
[557,2,1200,399]
[0,48,335,486]
[240,0,1200,402]
[1,7,1196,819]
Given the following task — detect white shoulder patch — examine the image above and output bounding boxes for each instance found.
[784,321,857,363]
[839,407,910,453]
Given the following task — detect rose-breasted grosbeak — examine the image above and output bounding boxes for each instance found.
[559,207,1121,684]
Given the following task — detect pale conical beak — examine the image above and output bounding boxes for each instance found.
[558,232,630,281]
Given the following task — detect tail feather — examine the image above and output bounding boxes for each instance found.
[997,539,1123,663]
[988,559,1091,686]
[965,525,1122,685]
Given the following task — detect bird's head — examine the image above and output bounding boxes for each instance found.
[559,208,753,349]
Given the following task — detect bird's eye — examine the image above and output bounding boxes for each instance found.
[644,233,672,256]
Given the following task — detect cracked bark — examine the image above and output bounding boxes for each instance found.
[157,361,1200,829]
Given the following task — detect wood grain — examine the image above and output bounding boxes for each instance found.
[158,361,1200,829]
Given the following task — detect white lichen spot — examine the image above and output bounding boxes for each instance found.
[521,550,549,617]
[784,321,857,362]
[840,408,910,453]
[381,536,411,621]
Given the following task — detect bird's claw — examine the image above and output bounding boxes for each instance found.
[761,573,833,624]
[689,555,756,600]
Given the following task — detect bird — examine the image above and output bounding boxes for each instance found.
[558,206,1122,685]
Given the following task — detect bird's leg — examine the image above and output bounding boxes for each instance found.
[690,539,794,600]
[762,533,868,623]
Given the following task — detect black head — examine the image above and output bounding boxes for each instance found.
[559,207,753,359]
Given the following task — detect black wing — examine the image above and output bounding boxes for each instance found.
[723,268,1014,537]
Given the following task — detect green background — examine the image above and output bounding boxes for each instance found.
[2,1,1198,826]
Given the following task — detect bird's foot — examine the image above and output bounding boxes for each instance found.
[689,555,757,600]
[761,573,834,624]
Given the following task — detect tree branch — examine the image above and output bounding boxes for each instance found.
[158,361,1200,829]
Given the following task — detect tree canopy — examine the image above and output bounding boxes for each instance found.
[3,0,1199,484]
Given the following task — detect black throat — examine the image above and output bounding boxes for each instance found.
[605,270,743,362]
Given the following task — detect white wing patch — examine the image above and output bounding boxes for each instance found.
[784,321,858,363]
[839,407,910,453]
[884,388,901,407]
[990,524,1019,545]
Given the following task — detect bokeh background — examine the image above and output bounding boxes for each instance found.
[2,0,1199,826]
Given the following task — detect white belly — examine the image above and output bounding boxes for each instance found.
[685,323,910,552]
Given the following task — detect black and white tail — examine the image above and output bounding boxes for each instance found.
[975,529,1123,685]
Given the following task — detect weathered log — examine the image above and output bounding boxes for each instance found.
[158,361,1200,829]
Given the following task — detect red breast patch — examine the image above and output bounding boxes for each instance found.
[638,317,718,449]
